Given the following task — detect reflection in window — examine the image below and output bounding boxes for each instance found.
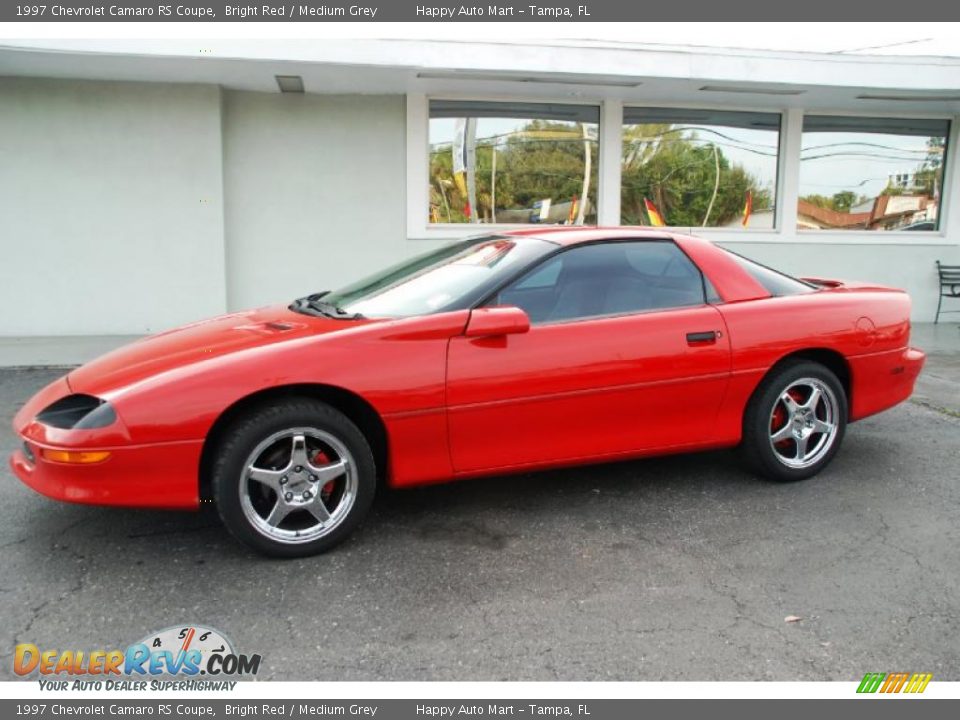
[429,101,599,225]
[799,116,949,232]
[325,236,555,318]
[621,108,780,229]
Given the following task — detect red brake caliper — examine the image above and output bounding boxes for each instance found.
[771,389,804,448]
[312,450,336,497]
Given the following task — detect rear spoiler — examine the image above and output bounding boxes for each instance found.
[801,277,903,293]
[801,277,844,288]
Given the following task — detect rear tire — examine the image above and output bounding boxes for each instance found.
[741,360,847,482]
[212,398,376,558]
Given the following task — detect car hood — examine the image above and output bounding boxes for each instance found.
[68,304,371,396]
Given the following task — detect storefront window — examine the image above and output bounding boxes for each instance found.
[428,100,599,225]
[799,116,950,232]
[621,108,781,229]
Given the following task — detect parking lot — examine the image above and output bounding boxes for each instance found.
[1,335,959,681]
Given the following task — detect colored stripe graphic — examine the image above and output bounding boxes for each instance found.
[857,673,885,693]
[904,673,933,694]
[881,672,909,693]
[857,672,932,694]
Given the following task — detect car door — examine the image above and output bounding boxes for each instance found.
[445,239,732,474]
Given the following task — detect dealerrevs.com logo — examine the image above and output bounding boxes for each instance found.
[14,625,261,690]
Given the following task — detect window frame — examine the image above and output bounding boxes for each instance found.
[408,93,959,246]
[619,106,784,232]
[477,237,712,327]
[420,95,606,233]
[796,112,954,236]
[410,93,621,240]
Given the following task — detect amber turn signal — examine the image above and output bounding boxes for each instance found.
[40,449,111,464]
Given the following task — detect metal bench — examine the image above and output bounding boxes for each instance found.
[936,261,960,323]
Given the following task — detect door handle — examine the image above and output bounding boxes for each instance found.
[686,330,718,345]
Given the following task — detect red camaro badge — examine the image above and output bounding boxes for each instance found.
[9,228,925,557]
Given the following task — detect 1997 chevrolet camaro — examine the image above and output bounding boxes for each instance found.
[10,228,925,557]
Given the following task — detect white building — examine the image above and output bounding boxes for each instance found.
[1,39,959,359]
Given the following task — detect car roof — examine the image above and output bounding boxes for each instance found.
[501,226,688,246]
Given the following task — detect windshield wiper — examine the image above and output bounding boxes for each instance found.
[290,293,365,320]
[308,299,366,320]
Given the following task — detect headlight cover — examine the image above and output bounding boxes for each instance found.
[36,394,117,430]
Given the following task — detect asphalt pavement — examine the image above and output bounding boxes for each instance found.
[1,356,958,681]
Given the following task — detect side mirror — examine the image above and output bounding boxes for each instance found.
[464,306,531,338]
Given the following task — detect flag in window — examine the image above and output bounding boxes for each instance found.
[644,198,666,227]
[742,191,753,228]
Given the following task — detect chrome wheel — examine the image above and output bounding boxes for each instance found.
[768,378,840,470]
[239,427,357,544]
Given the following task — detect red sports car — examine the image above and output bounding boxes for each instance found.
[10,228,925,557]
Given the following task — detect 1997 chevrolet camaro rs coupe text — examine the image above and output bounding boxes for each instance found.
[10,228,925,557]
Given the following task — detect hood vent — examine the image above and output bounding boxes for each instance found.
[236,321,302,335]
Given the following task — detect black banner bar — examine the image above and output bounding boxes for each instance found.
[3,1,960,22]
[2,699,960,720]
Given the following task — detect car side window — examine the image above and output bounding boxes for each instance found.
[494,240,707,324]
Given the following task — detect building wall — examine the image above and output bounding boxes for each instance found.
[221,91,407,311]
[717,239,960,323]
[0,78,226,336]
[1,77,958,344]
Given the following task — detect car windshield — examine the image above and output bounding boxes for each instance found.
[294,235,556,319]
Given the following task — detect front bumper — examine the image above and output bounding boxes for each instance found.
[10,374,203,510]
[9,438,203,510]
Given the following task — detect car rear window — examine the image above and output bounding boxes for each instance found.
[723,250,816,297]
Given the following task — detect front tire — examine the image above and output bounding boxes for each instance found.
[741,360,847,482]
[212,398,376,558]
